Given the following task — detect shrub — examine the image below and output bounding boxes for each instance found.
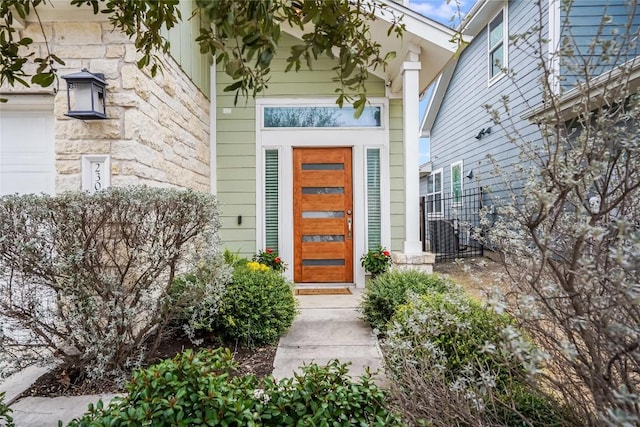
[65,348,260,427]
[360,270,455,333]
[263,361,405,426]
[168,258,232,341]
[0,392,14,427]
[0,186,224,385]
[211,266,296,346]
[383,291,566,426]
[65,350,405,427]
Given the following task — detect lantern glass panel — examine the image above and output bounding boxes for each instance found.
[69,81,94,112]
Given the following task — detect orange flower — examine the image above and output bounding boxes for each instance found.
[266,248,273,254]
[275,257,281,263]
[383,250,390,256]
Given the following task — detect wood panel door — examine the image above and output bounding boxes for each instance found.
[293,147,353,283]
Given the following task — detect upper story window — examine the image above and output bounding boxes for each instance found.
[488,8,508,83]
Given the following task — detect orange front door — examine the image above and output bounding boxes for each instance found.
[293,147,353,283]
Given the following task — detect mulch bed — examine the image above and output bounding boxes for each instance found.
[19,331,277,398]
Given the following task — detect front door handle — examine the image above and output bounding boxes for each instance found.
[347,218,352,239]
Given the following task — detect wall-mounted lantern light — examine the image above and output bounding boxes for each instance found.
[61,68,107,120]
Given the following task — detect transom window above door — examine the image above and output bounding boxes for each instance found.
[262,105,383,128]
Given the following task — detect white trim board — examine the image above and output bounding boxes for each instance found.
[255,98,391,287]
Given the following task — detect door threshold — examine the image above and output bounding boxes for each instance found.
[294,283,355,289]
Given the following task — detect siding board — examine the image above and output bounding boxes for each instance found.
[217,32,393,256]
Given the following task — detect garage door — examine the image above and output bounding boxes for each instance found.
[0,105,55,195]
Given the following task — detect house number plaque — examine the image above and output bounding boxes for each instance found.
[82,154,111,194]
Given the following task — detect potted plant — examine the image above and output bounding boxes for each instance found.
[360,246,392,279]
[254,248,287,272]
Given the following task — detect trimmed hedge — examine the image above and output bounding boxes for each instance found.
[212,266,296,346]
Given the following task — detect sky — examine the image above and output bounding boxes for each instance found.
[407,0,467,24]
[404,0,472,164]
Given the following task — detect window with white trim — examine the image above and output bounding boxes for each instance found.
[426,168,443,218]
[488,8,507,82]
[264,149,280,252]
[451,161,463,206]
[366,148,382,250]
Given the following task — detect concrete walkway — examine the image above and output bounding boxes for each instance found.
[2,288,384,426]
[272,288,385,382]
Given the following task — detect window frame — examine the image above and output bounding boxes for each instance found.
[451,161,464,207]
[487,7,508,86]
[263,147,282,253]
[425,168,444,219]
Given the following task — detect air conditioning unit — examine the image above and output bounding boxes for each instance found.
[428,219,459,254]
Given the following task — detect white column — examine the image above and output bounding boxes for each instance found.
[402,51,423,254]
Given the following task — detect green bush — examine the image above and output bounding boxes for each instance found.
[0,186,223,384]
[263,361,405,426]
[383,291,566,426]
[213,266,296,346]
[65,349,405,427]
[0,392,15,427]
[360,270,455,332]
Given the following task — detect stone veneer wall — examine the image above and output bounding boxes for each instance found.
[15,19,211,193]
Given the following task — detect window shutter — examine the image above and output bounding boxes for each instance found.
[366,148,381,250]
[265,150,279,252]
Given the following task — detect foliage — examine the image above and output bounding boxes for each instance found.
[65,349,404,427]
[360,270,455,333]
[360,245,392,275]
[253,248,287,272]
[0,0,405,113]
[0,392,15,427]
[0,186,225,385]
[222,248,248,269]
[479,0,640,424]
[210,265,296,346]
[383,291,566,427]
[0,0,65,92]
[64,348,261,427]
[264,361,406,426]
[168,258,232,343]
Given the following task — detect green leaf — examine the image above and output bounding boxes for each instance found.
[31,72,55,87]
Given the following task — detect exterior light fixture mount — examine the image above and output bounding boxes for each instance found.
[474,127,492,140]
[61,68,107,120]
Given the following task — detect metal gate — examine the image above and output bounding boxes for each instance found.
[421,187,484,262]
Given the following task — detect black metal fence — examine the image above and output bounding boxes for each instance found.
[421,187,484,262]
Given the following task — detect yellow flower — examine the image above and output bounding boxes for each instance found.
[248,261,271,272]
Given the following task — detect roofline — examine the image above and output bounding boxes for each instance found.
[522,56,640,122]
[421,0,506,136]
[375,0,461,54]
[376,0,457,38]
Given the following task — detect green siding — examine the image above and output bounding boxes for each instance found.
[389,99,404,252]
[163,0,211,96]
[217,32,393,257]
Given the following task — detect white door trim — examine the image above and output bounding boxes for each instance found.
[255,98,390,287]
